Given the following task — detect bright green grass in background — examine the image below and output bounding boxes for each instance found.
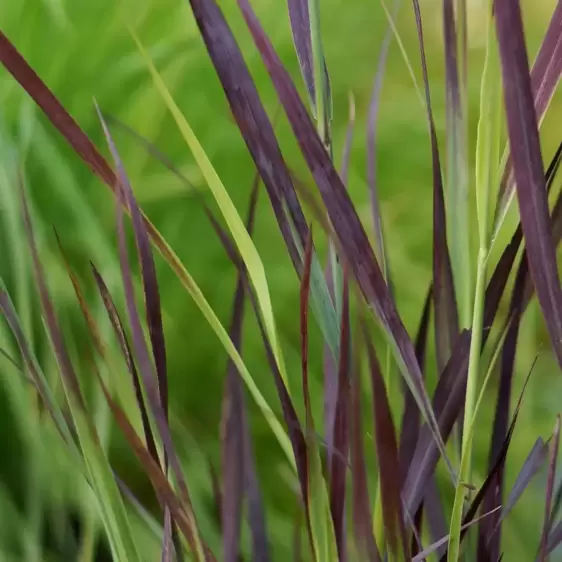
[0,0,561,560]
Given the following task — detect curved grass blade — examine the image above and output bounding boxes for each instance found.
[236,0,451,475]
[129,33,290,393]
[495,0,562,369]
[0,28,293,466]
[98,116,206,561]
[493,0,562,235]
[19,185,142,562]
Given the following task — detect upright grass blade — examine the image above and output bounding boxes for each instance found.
[495,0,562,369]
[221,179,259,562]
[0,29,294,465]
[207,207,333,562]
[540,416,561,561]
[350,346,381,562]
[366,3,397,280]
[235,0,451,473]
[442,0,470,330]
[300,230,338,562]
[329,273,351,562]
[411,0,459,373]
[97,115,207,561]
[441,360,536,561]
[399,286,432,482]
[286,0,332,145]
[493,0,562,236]
[363,324,408,559]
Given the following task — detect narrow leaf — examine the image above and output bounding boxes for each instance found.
[495,0,562,368]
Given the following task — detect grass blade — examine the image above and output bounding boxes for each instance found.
[0,28,293,467]
[540,416,561,561]
[329,274,351,562]
[495,0,562,368]
[350,345,381,562]
[442,0,470,329]
[237,0,451,474]
[221,175,260,562]
[363,324,408,559]
[399,286,432,482]
[494,0,562,234]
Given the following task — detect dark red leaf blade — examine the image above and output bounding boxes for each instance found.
[495,0,562,221]
[363,324,409,560]
[413,0,459,373]
[350,342,381,562]
[495,0,562,368]
[399,286,432,483]
[229,0,448,470]
[90,266,161,468]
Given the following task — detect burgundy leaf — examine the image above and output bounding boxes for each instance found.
[495,0,562,368]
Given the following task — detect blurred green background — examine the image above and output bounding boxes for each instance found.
[0,0,561,560]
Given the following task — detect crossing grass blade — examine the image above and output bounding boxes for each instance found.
[235,0,451,476]
[495,0,562,369]
[17,184,142,562]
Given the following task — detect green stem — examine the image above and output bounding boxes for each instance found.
[448,247,487,561]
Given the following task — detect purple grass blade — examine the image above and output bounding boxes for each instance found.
[97,108,169,424]
[301,229,314,429]
[91,266,161,468]
[286,0,330,117]
[483,140,562,345]
[350,343,382,562]
[162,509,172,562]
[403,329,471,516]
[424,477,448,559]
[221,177,260,562]
[96,113,205,557]
[412,0,459,372]
[330,274,351,562]
[399,286,432,483]
[545,521,562,557]
[186,0,311,272]
[207,211,308,557]
[95,372,211,558]
[366,1,398,277]
[495,0,562,221]
[541,416,561,561]
[0,31,116,189]
[232,0,449,470]
[363,323,409,559]
[483,436,549,553]
[19,182,86,411]
[495,0,562,368]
